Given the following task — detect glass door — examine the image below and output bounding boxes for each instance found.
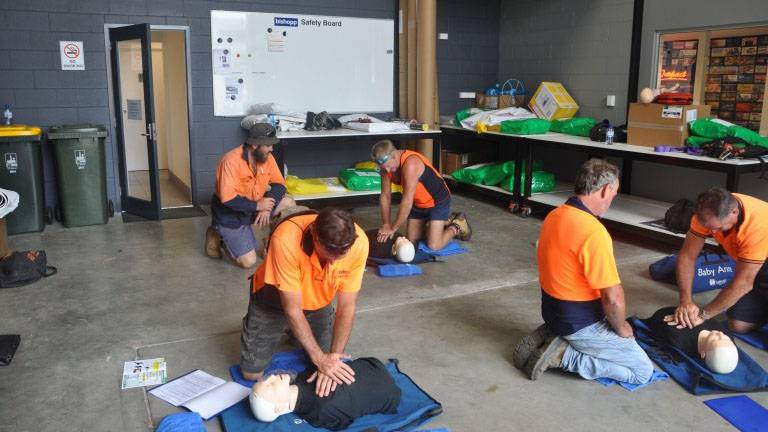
[109,24,162,220]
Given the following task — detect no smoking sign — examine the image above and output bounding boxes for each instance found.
[60,41,84,70]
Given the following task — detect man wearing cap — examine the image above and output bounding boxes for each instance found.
[240,207,369,397]
[205,123,295,268]
[370,140,471,252]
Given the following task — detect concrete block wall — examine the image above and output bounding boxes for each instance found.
[437,0,501,116]
[498,0,633,126]
[0,0,492,211]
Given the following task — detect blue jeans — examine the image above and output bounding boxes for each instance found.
[560,319,653,385]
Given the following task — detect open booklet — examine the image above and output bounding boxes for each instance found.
[148,370,251,421]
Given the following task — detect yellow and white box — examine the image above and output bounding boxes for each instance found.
[528,82,579,121]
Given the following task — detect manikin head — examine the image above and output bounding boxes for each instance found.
[573,159,620,217]
[695,187,740,234]
[698,330,738,374]
[246,123,279,163]
[392,237,415,263]
[371,140,400,174]
[639,87,658,104]
[250,374,297,422]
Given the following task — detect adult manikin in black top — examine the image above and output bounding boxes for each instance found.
[249,357,401,431]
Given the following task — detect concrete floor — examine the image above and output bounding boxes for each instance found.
[1,193,766,432]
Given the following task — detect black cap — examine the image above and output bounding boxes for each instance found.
[245,123,279,146]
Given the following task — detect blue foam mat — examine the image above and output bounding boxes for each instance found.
[221,359,441,432]
[704,395,768,432]
[630,317,768,395]
[417,240,467,256]
[733,324,768,351]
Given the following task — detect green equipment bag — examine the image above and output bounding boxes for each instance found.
[726,126,768,147]
[549,117,596,137]
[483,161,515,186]
[499,171,555,193]
[500,118,551,135]
[453,108,483,126]
[338,168,382,191]
[451,163,497,184]
[688,118,728,139]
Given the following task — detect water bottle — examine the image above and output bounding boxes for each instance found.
[605,126,614,145]
[3,105,11,126]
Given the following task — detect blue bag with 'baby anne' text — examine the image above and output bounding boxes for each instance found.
[649,250,735,293]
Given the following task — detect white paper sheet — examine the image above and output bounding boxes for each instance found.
[148,370,225,406]
[183,381,251,420]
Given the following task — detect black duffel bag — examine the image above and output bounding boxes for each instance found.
[0,250,57,288]
[664,198,696,234]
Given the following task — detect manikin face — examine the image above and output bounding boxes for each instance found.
[392,237,415,263]
[250,144,273,164]
[698,330,735,357]
[699,207,739,234]
[253,374,293,412]
[592,182,619,217]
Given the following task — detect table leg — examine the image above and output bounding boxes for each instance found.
[621,159,633,194]
[726,168,740,192]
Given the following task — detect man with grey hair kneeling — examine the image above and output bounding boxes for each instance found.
[514,158,653,384]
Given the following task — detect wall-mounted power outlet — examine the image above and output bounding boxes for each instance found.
[606,95,616,107]
[439,33,448,40]
[459,92,476,99]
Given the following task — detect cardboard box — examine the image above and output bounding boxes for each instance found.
[441,151,488,175]
[627,103,711,148]
[528,82,579,121]
[474,94,524,110]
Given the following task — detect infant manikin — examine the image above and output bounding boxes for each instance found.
[639,83,680,103]
[250,357,401,431]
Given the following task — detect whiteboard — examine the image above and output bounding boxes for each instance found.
[210,10,395,117]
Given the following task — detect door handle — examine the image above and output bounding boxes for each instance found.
[141,123,156,140]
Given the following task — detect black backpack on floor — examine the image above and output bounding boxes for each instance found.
[0,250,57,288]
[664,199,696,234]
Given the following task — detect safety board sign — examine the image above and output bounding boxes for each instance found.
[60,41,84,70]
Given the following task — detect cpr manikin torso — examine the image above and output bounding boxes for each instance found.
[250,357,402,431]
[365,229,415,263]
[646,307,738,374]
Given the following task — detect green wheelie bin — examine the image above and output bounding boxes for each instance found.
[47,124,113,227]
[0,125,45,234]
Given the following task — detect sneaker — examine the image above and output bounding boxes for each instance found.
[524,335,568,381]
[512,323,552,370]
[205,226,222,259]
[451,212,472,241]
[446,212,458,226]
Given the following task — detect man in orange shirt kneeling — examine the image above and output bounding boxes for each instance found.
[239,207,369,397]
[514,159,652,384]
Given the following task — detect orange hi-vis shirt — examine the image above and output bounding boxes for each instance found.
[386,150,449,209]
[251,214,369,311]
[215,146,285,204]
[690,193,768,265]
[537,198,621,335]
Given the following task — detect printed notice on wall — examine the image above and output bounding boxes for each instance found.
[60,41,84,70]
[267,34,285,53]
[213,49,231,74]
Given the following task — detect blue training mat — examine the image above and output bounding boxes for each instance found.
[595,369,669,391]
[733,324,768,351]
[417,240,467,256]
[221,359,442,432]
[630,317,768,395]
[156,412,206,432]
[378,264,422,277]
[704,395,768,432]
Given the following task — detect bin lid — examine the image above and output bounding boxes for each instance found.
[0,125,42,136]
[0,125,42,142]
[48,123,109,139]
